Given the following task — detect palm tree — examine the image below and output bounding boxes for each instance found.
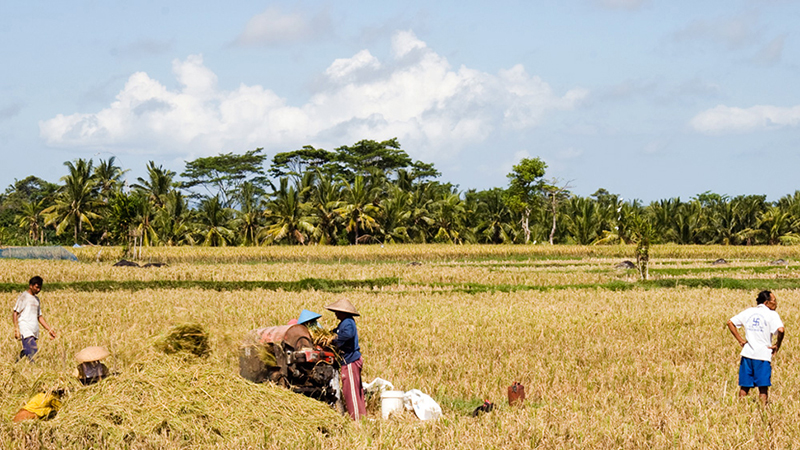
[405,182,436,243]
[197,195,235,246]
[42,159,102,244]
[94,157,128,201]
[108,191,142,246]
[17,199,47,244]
[667,200,704,244]
[429,190,466,244]
[564,196,602,245]
[262,179,314,245]
[155,191,196,246]
[756,206,798,245]
[309,173,343,245]
[132,161,175,208]
[336,175,382,245]
[380,186,411,244]
[235,181,264,246]
[473,188,515,244]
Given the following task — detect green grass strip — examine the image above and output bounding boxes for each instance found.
[0,277,400,293]
[422,277,800,294]
[1,276,794,295]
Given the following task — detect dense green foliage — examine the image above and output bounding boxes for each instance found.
[1,140,798,247]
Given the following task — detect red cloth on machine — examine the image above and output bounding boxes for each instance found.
[341,356,366,420]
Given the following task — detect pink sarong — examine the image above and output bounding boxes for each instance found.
[341,356,366,420]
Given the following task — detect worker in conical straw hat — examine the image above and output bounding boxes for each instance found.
[74,346,111,385]
[325,298,365,420]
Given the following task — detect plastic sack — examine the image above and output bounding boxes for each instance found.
[363,377,395,395]
[403,389,442,421]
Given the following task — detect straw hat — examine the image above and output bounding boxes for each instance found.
[74,346,110,363]
[325,298,359,317]
[297,309,322,325]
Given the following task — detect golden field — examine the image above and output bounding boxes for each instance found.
[1,245,799,449]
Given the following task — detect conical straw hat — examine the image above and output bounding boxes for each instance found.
[75,346,110,363]
[297,309,322,325]
[325,298,359,316]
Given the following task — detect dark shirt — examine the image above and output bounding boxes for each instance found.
[333,317,361,365]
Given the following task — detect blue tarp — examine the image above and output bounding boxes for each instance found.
[0,246,78,261]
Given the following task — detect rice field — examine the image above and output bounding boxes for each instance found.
[2,245,799,449]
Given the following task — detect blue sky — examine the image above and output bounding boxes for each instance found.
[1,1,799,202]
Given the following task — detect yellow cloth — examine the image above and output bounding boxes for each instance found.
[22,393,62,418]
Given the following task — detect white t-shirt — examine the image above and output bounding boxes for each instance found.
[13,291,42,339]
[730,304,784,361]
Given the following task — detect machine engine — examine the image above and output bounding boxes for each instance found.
[239,324,341,408]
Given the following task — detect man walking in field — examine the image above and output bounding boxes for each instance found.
[727,290,784,404]
[12,276,56,361]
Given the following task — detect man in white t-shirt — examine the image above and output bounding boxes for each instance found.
[727,290,785,404]
[12,276,56,361]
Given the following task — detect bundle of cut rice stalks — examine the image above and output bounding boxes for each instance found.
[154,322,211,358]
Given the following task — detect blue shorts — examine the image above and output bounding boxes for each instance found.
[739,357,771,387]
[19,336,38,361]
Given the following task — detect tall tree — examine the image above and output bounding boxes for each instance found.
[543,179,572,245]
[269,146,337,181]
[181,149,268,207]
[506,157,547,244]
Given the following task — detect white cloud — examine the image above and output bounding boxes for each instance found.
[234,6,331,46]
[40,31,588,161]
[690,104,800,134]
[325,50,381,83]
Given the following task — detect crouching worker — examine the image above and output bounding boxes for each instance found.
[74,346,111,385]
[324,299,366,421]
[13,390,64,422]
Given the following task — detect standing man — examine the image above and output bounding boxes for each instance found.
[12,276,56,361]
[325,298,366,420]
[727,290,785,404]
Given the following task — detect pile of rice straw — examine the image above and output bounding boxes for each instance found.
[0,355,346,448]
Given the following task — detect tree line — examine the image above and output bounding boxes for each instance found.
[2,138,799,248]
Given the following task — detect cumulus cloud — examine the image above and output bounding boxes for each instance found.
[40,31,588,160]
[690,104,800,134]
[234,6,331,46]
[325,50,381,83]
